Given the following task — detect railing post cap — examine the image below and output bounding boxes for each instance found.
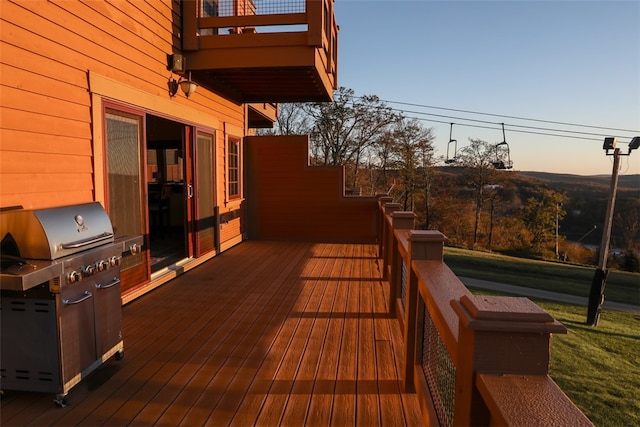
[391,211,416,219]
[453,295,567,334]
[408,230,449,243]
[383,202,401,214]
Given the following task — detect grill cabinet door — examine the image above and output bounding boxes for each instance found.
[93,272,123,356]
[58,282,97,385]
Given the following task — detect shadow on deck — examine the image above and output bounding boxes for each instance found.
[1,241,424,426]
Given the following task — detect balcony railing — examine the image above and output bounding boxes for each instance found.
[182,0,338,102]
[376,196,594,426]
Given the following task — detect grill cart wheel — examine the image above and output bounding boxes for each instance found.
[54,395,68,408]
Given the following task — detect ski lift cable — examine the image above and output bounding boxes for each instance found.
[364,97,640,134]
[399,115,604,142]
[390,106,632,139]
[341,100,634,141]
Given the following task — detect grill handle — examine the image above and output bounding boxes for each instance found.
[96,278,120,290]
[60,232,114,249]
[63,290,93,305]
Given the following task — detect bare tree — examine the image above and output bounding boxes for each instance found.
[305,87,403,188]
[455,138,503,248]
[389,119,435,211]
[258,102,312,136]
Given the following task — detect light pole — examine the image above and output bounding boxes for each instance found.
[586,136,640,326]
[555,202,562,259]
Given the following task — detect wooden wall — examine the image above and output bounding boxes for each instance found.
[244,135,379,243]
[0,0,245,213]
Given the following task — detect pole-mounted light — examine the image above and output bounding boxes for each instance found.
[586,136,638,326]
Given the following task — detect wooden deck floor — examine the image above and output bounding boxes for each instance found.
[1,241,424,426]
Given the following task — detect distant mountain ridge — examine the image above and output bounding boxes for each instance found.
[517,171,639,198]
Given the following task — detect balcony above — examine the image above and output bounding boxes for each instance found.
[248,103,278,128]
[182,0,338,103]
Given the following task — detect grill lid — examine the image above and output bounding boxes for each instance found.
[0,202,114,260]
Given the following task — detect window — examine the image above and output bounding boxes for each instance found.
[104,109,145,273]
[227,137,240,199]
[105,110,143,238]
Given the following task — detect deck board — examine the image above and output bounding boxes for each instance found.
[1,241,424,427]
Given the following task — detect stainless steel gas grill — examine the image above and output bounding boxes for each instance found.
[0,202,133,407]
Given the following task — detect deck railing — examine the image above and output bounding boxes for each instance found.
[183,0,338,78]
[376,197,594,426]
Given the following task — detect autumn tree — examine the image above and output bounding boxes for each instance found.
[453,138,504,248]
[520,190,566,255]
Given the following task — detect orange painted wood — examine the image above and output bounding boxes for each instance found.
[0,151,92,174]
[0,129,90,156]
[0,174,93,196]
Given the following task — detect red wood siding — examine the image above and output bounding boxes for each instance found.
[245,135,379,243]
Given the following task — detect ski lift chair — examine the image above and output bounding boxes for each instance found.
[492,124,513,170]
[445,123,458,164]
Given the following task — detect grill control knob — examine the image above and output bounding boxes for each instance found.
[68,271,82,283]
[82,265,95,277]
[109,256,120,267]
[97,260,108,272]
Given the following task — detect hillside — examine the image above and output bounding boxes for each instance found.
[431,167,638,247]
[518,171,639,199]
[516,171,639,246]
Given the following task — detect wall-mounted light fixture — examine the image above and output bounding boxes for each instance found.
[168,71,198,99]
[166,53,197,98]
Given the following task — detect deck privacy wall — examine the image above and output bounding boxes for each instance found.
[244,135,378,243]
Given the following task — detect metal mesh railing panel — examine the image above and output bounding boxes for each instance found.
[421,300,456,427]
[400,259,407,309]
[208,0,306,17]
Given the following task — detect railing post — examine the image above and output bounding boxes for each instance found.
[182,0,199,51]
[402,230,448,392]
[451,295,567,426]
[377,196,393,259]
[381,202,400,283]
[306,0,323,46]
[389,211,415,315]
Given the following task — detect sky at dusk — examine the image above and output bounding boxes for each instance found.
[333,0,640,176]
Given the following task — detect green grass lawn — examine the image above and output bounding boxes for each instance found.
[444,247,640,305]
[459,249,640,427]
[540,303,640,427]
[472,289,639,426]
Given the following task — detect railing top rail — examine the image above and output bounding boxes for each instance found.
[413,260,473,363]
[395,228,411,258]
[477,374,594,427]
